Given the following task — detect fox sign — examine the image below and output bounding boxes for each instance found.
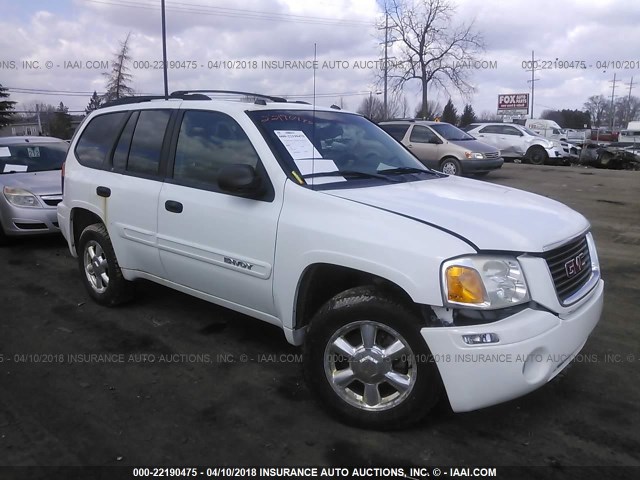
[498,93,529,114]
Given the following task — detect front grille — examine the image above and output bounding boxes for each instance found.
[485,151,500,159]
[40,195,62,207]
[541,235,592,303]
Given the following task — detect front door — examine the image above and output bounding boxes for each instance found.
[156,109,281,316]
[405,125,440,169]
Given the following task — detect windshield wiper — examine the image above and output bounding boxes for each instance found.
[302,170,401,183]
[378,167,434,176]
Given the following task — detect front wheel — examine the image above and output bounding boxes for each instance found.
[440,158,462,175]
[303,286,442,429]
[78,223,132,306]
[526,146,548,165]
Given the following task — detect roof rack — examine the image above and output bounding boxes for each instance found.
[170,90,288,103]
[100,92,210,109]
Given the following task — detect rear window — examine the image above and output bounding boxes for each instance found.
[0,142,68,174]
[380,124,410,141]
[75,112,128,168]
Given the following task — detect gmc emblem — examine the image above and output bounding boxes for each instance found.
[564,253,586,278]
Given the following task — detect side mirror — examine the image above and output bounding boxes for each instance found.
[218,164,263,198]
[429,137,442,145]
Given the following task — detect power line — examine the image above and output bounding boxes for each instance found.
[82,0,375,27]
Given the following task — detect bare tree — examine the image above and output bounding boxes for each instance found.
[478,110,501,122]
[385,91,410,119]
[103,32,134,102]
[583,94,609,128]
[385,0,484,119]
[357,95,385,122]
[414,100,441,120]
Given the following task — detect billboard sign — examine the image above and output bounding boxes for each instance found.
[497,93,529,115]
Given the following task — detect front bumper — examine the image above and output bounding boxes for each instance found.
[0,200,60,236]
[461,158,504,173]
[421,279,604,412]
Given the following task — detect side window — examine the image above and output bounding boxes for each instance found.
[479,125,499,134]
[381,124,410,141]
[75,112,128,168]
[112,111,139,170]
[173,110,260,188]
[127,110,172,176]
[501,126,522,136]
[409,125,438,143]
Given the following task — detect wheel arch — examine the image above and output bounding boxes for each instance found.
[291,263,429,344]
[71,207,105,256]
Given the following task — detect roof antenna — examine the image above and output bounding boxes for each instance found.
[312,43,317,190]
[161,0,169,100]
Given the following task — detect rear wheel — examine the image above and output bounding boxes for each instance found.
[526,146,548,165]
[78,223,132,306]
[303,286,442,429]
[440,157,462,176]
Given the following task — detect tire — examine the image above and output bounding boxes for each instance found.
[303,286,442,429]
[440,157,462,176]
[0,222,8,247]
[78,223,132,306]
[526,146,548,165]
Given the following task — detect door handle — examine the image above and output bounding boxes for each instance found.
[165,200,183,213]
[96,186,111,198]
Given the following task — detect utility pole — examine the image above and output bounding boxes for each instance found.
[624,76,634,127]
[383,12,388,120]
[609,73,618,129]
[161,0,169,99]
[525,50,539,119]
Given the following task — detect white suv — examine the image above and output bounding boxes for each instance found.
[464,123,565,165]
[58,91,604,429]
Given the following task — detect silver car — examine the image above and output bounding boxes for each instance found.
[0,136,67,244]
[379,120,503,176]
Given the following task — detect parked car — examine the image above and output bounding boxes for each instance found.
[58,92,604,429]
[0,136,67,244]
[378,120,503,176]
[464,123,565,165]
[590,128,619,143]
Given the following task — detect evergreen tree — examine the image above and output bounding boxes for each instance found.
[0,83,16,127]
[103,32,134,102]
[441,98,458,124]
[459,104,477,127]
[85,91,103,113]
[50,102,73,139]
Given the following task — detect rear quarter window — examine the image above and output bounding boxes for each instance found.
[74,112,128,168]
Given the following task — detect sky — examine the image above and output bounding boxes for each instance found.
[1,0,639,119]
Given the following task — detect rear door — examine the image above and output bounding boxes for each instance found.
[156,109,281,316]
[405,125,440,168]
[73,108,176,277]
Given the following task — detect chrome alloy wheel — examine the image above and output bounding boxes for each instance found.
[324,321,417,411]
[83,240,109,294]
[441,161,458,175]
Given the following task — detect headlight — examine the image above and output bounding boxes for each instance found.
[441,256,529,309]
[464,151,484,159]
[3,186,41,208]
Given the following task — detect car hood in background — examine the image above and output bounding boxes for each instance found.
[0,170,62,196]
[449,138,499,154]
[327,175,589,252]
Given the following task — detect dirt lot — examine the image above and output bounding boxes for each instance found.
[0,164,638,475]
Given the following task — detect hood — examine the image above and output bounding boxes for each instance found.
[0,170,61,196]
[448,139,498,154]
[327,176,589,252]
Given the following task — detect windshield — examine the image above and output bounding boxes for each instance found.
[248,110,436,187]
[430,123,475,141]
[0,142,68,174]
